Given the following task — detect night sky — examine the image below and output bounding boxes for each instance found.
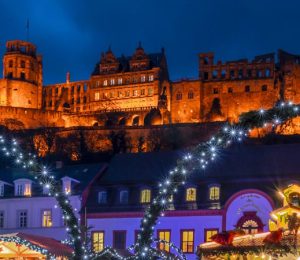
[1,0,300,85]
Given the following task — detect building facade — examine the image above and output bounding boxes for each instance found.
[0,40,300,130]
[83,143,300,258]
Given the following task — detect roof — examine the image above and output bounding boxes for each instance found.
[198,231,296,257]
[0,232,73,257]
[0,162,107,197]
[92,52,165,75]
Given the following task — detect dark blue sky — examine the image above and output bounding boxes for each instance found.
[1,0,300,85]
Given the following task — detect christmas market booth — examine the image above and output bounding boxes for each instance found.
[0,233,73,259]
[198,184,300,260]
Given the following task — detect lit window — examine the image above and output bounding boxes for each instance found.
[157,230,170,252]
[15,182,31,197]
[133,90,138,96]
[209,186,220,201]
[42,210,52,227]
[149,75,154,81]
[140,189,151,203]
[186,188,196,201]
[241,220,259,234]
[205,229,218,242]
[181,230,194,253]
[118,78,123,85]
[0,211,4,228]
[98,191,107,204]
[18,211,27,228]
[92,231,104,252]
[95,92,100,101]
[103,80,108,86]
[96,81,100,87]
[118,91,123,98]
[141,75,146,82]
[110,79,115,85]
[120,190,129,204]
[0,184,4,197]
[63,179,71,195]
[141,89,145,95]
[148,88,153,95]
[188,91,194,99]
[176,92,182,100]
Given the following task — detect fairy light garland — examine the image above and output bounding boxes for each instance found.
[0,100,299,259]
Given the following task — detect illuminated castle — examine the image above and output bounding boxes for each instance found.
[1,39,300,130]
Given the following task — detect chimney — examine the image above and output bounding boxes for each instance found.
[66,72,70,83]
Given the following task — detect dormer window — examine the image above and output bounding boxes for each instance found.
[120,190,129,204]
[186,187,196,202]
[209,185,220,201]
[61,176,79,195]
[0,183,4,197]
[14,179,32,197]
[140,189,151,204]
[98,191,107,204]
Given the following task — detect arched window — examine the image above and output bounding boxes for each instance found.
[186,187,196,201]
[188,91,194,99]
[176,92,182,100]
[241,220,259,234]
[120,190,129,204]
[237,212,263,234]
[209,186,220,201]
[140,189,151,203]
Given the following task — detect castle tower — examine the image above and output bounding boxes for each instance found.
[1,40,43,108]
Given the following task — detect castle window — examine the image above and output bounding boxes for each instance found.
[103,80,108,86]
[125,91,130,97]
[247,69,252,78]
[95,92,100,101]
[245,85,250,92]
[118,91,123,98]
[203,72,209,80]
[77,98,80,104]
[83,96,87,104]
[213,88,219,94]
[261,85,267,91]
[256,70,262,78]
[188,91,194,99]
[186,187,196,202]
[55,88,58,94]
[221,70,226,79]
[140,189,151,203]
[230,70,235,79]
[149,75,154,81]
[71,86,74,94]
[209,185,220,201]
[6,72,12,79]
[118,78,122,85]
[212,70,218,79]
[133,90,138,96]
[133,77,138,83]
[9,60,13,68]
[71,98,74,105]
[141,75,146,82]
[109,92,114,98]
[148,88,153,95]
[141,89,145,95]
[265,68,271,77]
[238,69,243,79]
[77,85,81,92]
[176,92,182,100]
[120,190,129,204]
[228,87,233,93]
[20,72,25,80]
[110,79,115,85]
[20,60,25,68]
[98,191,107,204]
[49,100,52,107]
[30,62,34,71]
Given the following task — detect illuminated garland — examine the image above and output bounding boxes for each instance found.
[0,100,299,259]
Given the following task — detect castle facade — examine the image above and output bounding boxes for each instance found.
[1,40,300,129]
